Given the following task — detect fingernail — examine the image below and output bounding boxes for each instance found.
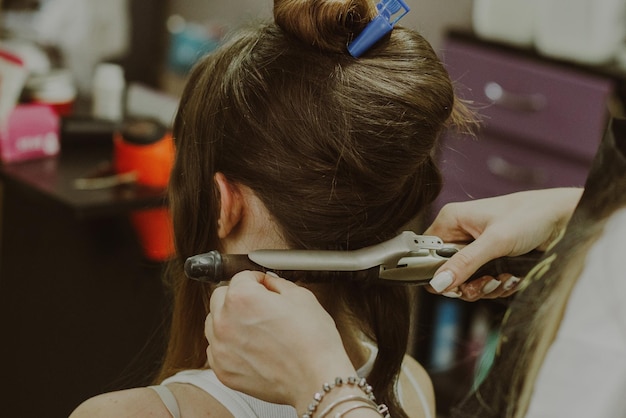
[266,271,280,278]
[503,276,521,291]
[443,289,462,298]
[481,278,501,294]
[430,271,454,293]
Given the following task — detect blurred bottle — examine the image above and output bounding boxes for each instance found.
[92,63,126,122]
[166,14,224,75]
[28,69,77,117]
[429,298,463,372]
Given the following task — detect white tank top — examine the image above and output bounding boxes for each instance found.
[150,343,431,418]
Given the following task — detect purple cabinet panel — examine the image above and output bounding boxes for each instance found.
[433,37,613,216]
[438,132,591,205]
[442,39,613,161]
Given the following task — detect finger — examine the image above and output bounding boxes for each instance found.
[481,274,518,299]
[260,271,299,294]
[425,284,461,298]
[502,275,522,292]
[480,276,503,297]
[423,204,458,238]
[227,270,296,295]
[229,270,267,287]
[424,203,476,243]
[206,342,215,369]
[204,312,216,369]
[499,275,522,297]
[209,285,228,314]
[458,276,493,301]
[204,313,221,371]
[429,234,505,292]
[205,312,214,342]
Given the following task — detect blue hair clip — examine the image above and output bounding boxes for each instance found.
[347,0,410,58]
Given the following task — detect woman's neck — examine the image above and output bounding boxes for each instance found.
[337,320,371,371]
[307,284,371,371]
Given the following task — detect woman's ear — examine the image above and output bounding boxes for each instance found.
[215,172,244,239]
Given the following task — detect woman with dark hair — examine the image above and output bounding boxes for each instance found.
[70,0,475,417]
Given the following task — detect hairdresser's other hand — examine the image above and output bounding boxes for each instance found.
[206,271,356,412]
[425,188,582,300]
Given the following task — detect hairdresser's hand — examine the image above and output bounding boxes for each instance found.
[206,271,356,413]
[425,188,582,301]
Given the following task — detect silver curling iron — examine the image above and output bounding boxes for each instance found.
[184,231,542,285]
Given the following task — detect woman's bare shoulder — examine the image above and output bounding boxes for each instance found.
[69,387,171,418]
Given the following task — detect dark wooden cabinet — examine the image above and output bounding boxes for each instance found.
[436,34,614,211]
[0,146,170,418]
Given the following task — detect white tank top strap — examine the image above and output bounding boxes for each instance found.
[399,363,433,418]
[148,385,181,418]
[362,341,432,418]
[359,341,378,378]
[150,342,428,418]
[161,370,265,417]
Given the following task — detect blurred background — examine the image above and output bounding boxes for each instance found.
[1,1,625,418]
[0,0,475,101]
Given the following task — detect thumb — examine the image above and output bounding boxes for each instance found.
[429,235,504,292]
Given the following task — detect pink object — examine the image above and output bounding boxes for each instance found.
[0,104,60,163]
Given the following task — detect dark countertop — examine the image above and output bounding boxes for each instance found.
[0,143,167,220]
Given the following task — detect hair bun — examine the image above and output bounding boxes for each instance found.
[274,0,375,53]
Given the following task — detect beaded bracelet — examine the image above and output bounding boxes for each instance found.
[335,402,381,418]
[301,376,388,418]
[317,395,377,418]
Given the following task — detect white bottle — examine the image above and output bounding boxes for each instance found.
[472,0,534,47]
[533,0,626,65]
[92,63,126,122]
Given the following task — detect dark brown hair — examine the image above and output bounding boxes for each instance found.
[158,1,473,416]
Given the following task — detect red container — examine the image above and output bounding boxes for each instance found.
[129,207,174,261]
[114,119,175,261]
[113,119,174,188]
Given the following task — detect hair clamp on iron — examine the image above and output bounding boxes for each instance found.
[347,0,410,58]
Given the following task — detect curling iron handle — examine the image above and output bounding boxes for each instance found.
[184,251,379,283]
[468,249,543,281]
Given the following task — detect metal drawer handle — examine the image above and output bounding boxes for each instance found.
[484,82,547,112]
[487,155,548,186]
